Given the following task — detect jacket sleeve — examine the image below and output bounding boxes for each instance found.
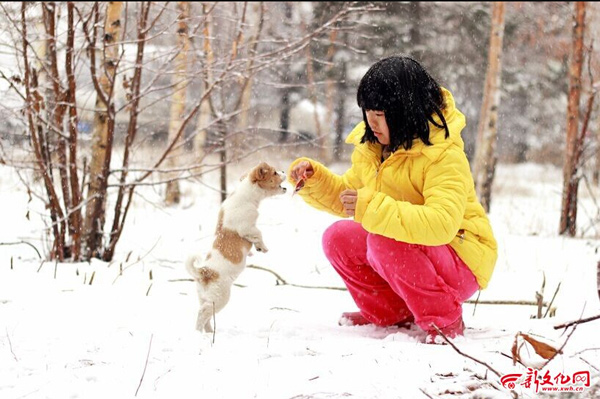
[354,149,468,246]
[288,156,363,218]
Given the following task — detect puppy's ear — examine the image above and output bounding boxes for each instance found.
[250,163,268,183]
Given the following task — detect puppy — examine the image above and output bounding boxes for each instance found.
[186,162,287,332]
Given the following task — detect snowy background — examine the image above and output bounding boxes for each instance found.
[0,2,598,398]
[1,155,599,399]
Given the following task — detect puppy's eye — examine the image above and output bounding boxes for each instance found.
[273,171,277,175]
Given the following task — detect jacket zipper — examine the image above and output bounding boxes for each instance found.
[376,154,400,189]
[355,145,381,182]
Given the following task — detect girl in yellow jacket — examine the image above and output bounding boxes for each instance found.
[289,56,498,344]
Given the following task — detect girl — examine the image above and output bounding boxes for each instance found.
[289,55,497,344]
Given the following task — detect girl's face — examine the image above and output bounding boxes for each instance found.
[365,110,390,145]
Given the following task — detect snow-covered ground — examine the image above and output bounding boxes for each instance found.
[1,155,599,399]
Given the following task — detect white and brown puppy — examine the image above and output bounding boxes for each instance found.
[186,162,287,332]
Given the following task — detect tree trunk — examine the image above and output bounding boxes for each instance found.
[45,3,71,219]
[196,101,211,166]
[21,3,66,261]
[217,121,227,203]
[103,2,151,262]
[41,3,69,260]
[594,111,600,186]
[409,2,423,60]
[44,3,75,259]
[278,2,293,143]
[323,28,338,163]
[279,80,291,142]
[84,1,124,259]
[234,2,261,161]
[305,43,324,160]
[34,6,50,186]
[39,4,58,189]
[473,2,506,213]
[334,57,347,162]
[195,3,214,174]
[597,259,600,302]
[65,2,82,261]
[560,2,586,237]
[165,1,190,205]
[236,78,252,157]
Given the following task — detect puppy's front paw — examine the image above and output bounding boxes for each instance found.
[255,243,269,253]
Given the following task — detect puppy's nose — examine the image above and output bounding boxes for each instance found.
[282,187,287,193]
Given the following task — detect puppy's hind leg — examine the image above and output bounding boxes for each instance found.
[196,302,215,333]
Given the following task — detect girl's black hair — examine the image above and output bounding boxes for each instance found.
[356,55,450,151]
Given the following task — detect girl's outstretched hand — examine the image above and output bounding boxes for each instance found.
[339,189,357,216]
[290,160,314,182]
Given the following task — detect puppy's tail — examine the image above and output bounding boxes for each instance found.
[185,254,204,281]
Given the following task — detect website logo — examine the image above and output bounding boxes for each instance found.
[501,368,590,394]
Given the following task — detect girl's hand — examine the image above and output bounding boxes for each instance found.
[290,161,314,182]
[339,189,357,216]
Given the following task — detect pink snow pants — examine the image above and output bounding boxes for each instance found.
[323,220,479,331]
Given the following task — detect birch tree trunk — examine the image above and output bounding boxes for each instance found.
[473,2,506,212]
[165,1,190,205]
[84,1,124,258]
[103,1,151,262]
[560,1,586,237]
[38,4,57,187]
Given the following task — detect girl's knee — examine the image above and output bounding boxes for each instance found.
[322,220,364,258]
[323,220,356,243]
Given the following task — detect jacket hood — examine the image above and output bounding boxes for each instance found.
[345,87,466,161]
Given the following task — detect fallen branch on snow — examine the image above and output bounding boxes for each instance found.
[542,306,587,369]
[466,298,555,308]
[419,388,437,399]
[5,328,17,361]
[427,326,518,399]
[135,334,153,397]
[0,241,42,259]
[554,313,600,330]
[430,323,502,379]
[247,264,347,291]
[168,265,347,291]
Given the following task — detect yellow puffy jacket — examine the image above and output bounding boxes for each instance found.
[288,88,497,289]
